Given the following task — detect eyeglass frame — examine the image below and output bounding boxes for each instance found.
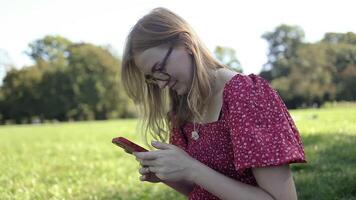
[144,42,175,85]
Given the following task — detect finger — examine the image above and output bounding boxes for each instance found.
[139,167,151,175]
[139,159,158,167]
[140,175,146,181]
[136,157,155,165]
[147,166,160,173]
[134,151,160,160]
[151,141,173,150]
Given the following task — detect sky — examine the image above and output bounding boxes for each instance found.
[1,0,356,83]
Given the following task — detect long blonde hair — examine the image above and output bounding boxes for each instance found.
[121,7,226,149]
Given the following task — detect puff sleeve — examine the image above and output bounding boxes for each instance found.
[226,74,306,170]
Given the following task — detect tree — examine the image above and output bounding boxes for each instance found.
[261,24,305,81]
[214,46,242,73]
[322,32,356,45]
[64,43,126,120]
[0,66,43,123]
[322,33,356,101]
[25,35,72,67]
[0,35,131,123]
[262,29,356,108]
[0,49,14,85]
[271,43,335,108]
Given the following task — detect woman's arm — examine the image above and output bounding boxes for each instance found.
[189,161,298,200]
[162,179,194,197]
[252,164,298,200]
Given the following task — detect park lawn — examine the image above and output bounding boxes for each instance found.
[0,104,355,200]
[290,104,356,199]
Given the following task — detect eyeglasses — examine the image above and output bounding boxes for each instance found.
[144,43,174,85]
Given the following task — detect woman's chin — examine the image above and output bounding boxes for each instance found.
[176,87,187,96]
[173,84,188,95]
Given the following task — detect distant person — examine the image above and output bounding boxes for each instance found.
[120,7,306,200]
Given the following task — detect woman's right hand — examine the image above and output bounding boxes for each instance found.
[123,150,161,183]
[138,166,162,183]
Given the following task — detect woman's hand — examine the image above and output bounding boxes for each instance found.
[138,166,162,183]
[123,149,162,183]
[134,141,197,183]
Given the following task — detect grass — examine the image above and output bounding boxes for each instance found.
[290,104,356,199]
[0,103,356,200]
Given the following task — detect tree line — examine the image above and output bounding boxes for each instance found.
[0,36,132,124]
[0,25,355,124]
[260,25,356,108]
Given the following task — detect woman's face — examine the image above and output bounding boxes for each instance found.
[134,44,194,95]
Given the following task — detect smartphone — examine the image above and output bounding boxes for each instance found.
[112,137,148,154]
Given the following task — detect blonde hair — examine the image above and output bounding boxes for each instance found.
[121,7,226,149]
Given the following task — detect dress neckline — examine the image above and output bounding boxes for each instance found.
[185,72,242,126]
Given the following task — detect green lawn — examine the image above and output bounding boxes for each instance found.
[1,103,356,200]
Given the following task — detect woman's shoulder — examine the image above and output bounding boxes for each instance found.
[223,71,259,91]
[223,72,275,103]
[225,72,266,88]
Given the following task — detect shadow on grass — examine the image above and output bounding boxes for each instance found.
[292,133,356,200]
[95,133,356,200]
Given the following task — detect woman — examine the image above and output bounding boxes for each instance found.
[121,7,306,200]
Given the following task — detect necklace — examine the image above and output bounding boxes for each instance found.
[191,108,208,140]
[191,69,218,140]
[191,69,218,141]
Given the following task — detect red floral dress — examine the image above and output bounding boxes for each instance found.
[169,73,306,200]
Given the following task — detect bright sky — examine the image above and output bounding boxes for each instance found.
[1,0,355,82]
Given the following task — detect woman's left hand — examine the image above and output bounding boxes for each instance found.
[133,141,197,183]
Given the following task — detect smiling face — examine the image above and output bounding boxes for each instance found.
[134,44,194,95]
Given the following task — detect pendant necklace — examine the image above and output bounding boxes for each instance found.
[191,108,207,141]
[191,69,218,140]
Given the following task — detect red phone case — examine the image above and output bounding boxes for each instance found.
[112,137,148,154]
